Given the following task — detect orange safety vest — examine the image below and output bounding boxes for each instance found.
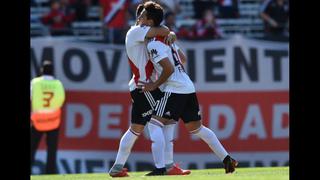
[31,109,61,132]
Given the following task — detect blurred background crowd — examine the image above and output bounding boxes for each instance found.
[31,0,289,43]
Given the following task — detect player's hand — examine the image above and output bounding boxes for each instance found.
[137,81,157,92]
[164,31,177,45]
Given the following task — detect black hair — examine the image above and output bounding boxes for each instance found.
[41,60,54,76]
[136,3,144,18]
[144,1,164,26]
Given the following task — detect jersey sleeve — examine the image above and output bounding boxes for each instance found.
[147,41,169,64]
[130,25,151,42]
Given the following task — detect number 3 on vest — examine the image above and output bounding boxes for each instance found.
[43,91,54,107]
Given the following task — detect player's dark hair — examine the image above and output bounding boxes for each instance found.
[136,3,144,18]
[144,1,164,26]
[41,60,54,76]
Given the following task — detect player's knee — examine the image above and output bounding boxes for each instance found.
[149,128,165,145]
[165,140,173,151]
[154,136,165,147]
[185,121,202,133]
[151,115,170,124]
[150,134,165,149]
[130,124,145,134]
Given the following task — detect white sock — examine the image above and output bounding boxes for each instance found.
[148,118,165,168]
[163,123,176,169]
[111,128,139,171]
[192,125,228,161]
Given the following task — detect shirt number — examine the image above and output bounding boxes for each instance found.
[43,91,54,107]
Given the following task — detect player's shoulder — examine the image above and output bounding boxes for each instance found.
[129,25,150,32]
[127,25,150,40]
[147,39,167,50]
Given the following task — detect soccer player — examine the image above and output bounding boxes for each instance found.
[140,3,239,174]
[108,3,189,177]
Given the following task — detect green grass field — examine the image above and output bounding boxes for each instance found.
[30,166,289,180]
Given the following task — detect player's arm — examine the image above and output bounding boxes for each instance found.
[140,41,174,92]
[178,49,186,64]
[146,25,177,45]
[153,58,174,88]
[172,43,186,64]
[145,25,170,38]
[132,25,170,42]
[141,58,174,92]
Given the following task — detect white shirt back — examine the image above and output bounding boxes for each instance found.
[147,38,195,94]
[125,25,156,91]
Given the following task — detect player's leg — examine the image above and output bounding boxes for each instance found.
[146,117,166,175]
[182,93,238,173]
[109,123,143,177]
[30,125,43,174]
[46,128,59,174]
[185,121,229,160]
[152,93,191,175]
[163,120,191,175]
[109,89,162,177]
[145,91,173,176]
[163,120,176,170]
[187,122,238,173]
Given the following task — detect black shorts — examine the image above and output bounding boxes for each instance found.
[130,88,162,126]
[153,92,202,123]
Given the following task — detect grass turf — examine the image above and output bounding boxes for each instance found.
[31,166,289,180]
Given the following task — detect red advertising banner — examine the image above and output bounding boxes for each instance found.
[38,91,288,153]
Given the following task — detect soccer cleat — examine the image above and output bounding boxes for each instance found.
[109,168,129,178]
[223,155,238,174]
[145,167,166,176]
[167,163,191,175]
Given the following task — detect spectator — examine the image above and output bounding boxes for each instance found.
[163,11,191,40]
[100,0,131,44]
[73,0,91,21]
[156,0,181,14]
[60,0,76,21]
[164,11,178,32]
[41,0,73,35]
[217,0,239,18]
[160,10,189,40]
[260,0,289,41]
[193,0,219,19]
[30,60,66,174]
[192,9,222,40]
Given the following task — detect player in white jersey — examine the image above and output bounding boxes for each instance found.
[140,16,239,175]
[109,3,189,177]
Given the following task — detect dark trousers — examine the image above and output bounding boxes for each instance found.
[30,125,59,174]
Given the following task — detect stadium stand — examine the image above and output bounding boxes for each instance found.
[30,0,267,39]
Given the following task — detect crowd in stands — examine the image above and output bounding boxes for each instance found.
[31,0,289,42]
